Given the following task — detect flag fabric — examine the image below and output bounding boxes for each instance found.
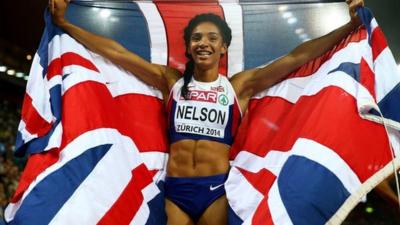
[5,7,168,225]
[226,6,400,225]
[5,1,400,225]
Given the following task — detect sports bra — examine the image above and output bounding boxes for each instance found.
[167,75,242,145]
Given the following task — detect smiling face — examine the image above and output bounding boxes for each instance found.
[187,22,227,71]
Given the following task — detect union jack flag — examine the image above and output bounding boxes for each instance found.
[226,6,400,225]
[5,1,400,225]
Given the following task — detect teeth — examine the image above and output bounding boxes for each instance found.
[197,51,211,55]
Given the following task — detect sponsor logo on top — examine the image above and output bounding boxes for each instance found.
[211,86,225,92]
[218,94,229,106]
[183,90,218,103]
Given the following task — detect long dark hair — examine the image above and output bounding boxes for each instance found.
[181,13,232,99]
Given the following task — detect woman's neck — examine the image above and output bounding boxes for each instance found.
[193,66,219,82]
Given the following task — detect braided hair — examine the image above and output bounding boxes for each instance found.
[181,13,232,99]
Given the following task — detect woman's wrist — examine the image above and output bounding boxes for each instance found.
[350,16,362,28]
[53,17,68,28]
[345,16,362,32]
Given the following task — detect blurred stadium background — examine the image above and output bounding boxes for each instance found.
[0,0,399,224]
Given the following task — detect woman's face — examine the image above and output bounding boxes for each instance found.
[187,22,227,70]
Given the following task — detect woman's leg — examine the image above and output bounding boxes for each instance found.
[197,195,228,225]
[166,199,194,225]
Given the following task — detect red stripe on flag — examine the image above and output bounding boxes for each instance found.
[288,27,367,79]
[360,57,376,100]
[371,27,388,61]
[230,96,292,159]
[46,57,62,80]
[21,94,53,137]
[98,164,154,225]
[60,82,117,148]
[252,197,274,225]
[238,168,276,195]
[155,2,228,75]
[13,84,166,203]
[61,81,167,152]
[232,87,391,182]
[11,148,61,203]
[47,52,99,80]
[231,99,241,139]
[115,94,168,153]
[236,168,276,225]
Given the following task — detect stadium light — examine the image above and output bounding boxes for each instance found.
[26,54,32,60]
[282,12,293,19]
[319,6,348,34]
[287,17,298,24]
[7,69,15,75]
[278,5,288,12]
[100,9,111,18]
[299,33,308,40]
[0,65,6,72]
[295,28,304,34]
[365,206,374,214]
[110,17,120,22]
[16,72,25,78]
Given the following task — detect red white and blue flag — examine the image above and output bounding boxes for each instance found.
[226,6,400,225]
[5,1,400,225]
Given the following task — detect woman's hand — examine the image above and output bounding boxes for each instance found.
[49,0,70,26]
[346,0,365,27]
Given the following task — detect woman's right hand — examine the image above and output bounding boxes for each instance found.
[49,0,70,26]
[47,0,179,96]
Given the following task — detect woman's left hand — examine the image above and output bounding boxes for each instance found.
[346,0,365,26]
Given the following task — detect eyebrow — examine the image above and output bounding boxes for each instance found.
[191,32,219,36]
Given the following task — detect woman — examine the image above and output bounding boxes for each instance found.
[50,0,364,224]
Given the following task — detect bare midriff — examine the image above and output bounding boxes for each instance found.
[167,139,230,177]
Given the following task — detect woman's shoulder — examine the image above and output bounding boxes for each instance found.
[228,68,259,87]
[158,65,183,90]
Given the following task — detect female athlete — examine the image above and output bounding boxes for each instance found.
[50,0,364,224]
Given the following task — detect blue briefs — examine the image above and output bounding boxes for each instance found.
[164,174,228,222]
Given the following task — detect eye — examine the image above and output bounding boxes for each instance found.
[208,34,219,42]
[191,34,201,42]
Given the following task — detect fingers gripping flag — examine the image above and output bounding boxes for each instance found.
[226,7,400,225]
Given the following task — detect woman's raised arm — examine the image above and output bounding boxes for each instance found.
[49,0,180,95]
[231,0,364,112]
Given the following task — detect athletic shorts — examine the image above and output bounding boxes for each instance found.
[164,173,228,222]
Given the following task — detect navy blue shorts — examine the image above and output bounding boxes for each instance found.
[164,174,228,222]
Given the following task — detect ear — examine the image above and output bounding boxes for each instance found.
[221,43,227,55]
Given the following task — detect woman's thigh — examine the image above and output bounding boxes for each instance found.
[166,199,194,225]
[197,195,228,225]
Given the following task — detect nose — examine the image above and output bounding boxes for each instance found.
[198,37,209,47]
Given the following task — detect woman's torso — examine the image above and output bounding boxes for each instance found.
[166,75,241,177]
[167,140,230,177]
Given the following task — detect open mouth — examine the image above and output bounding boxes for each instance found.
[196,50,212,56]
